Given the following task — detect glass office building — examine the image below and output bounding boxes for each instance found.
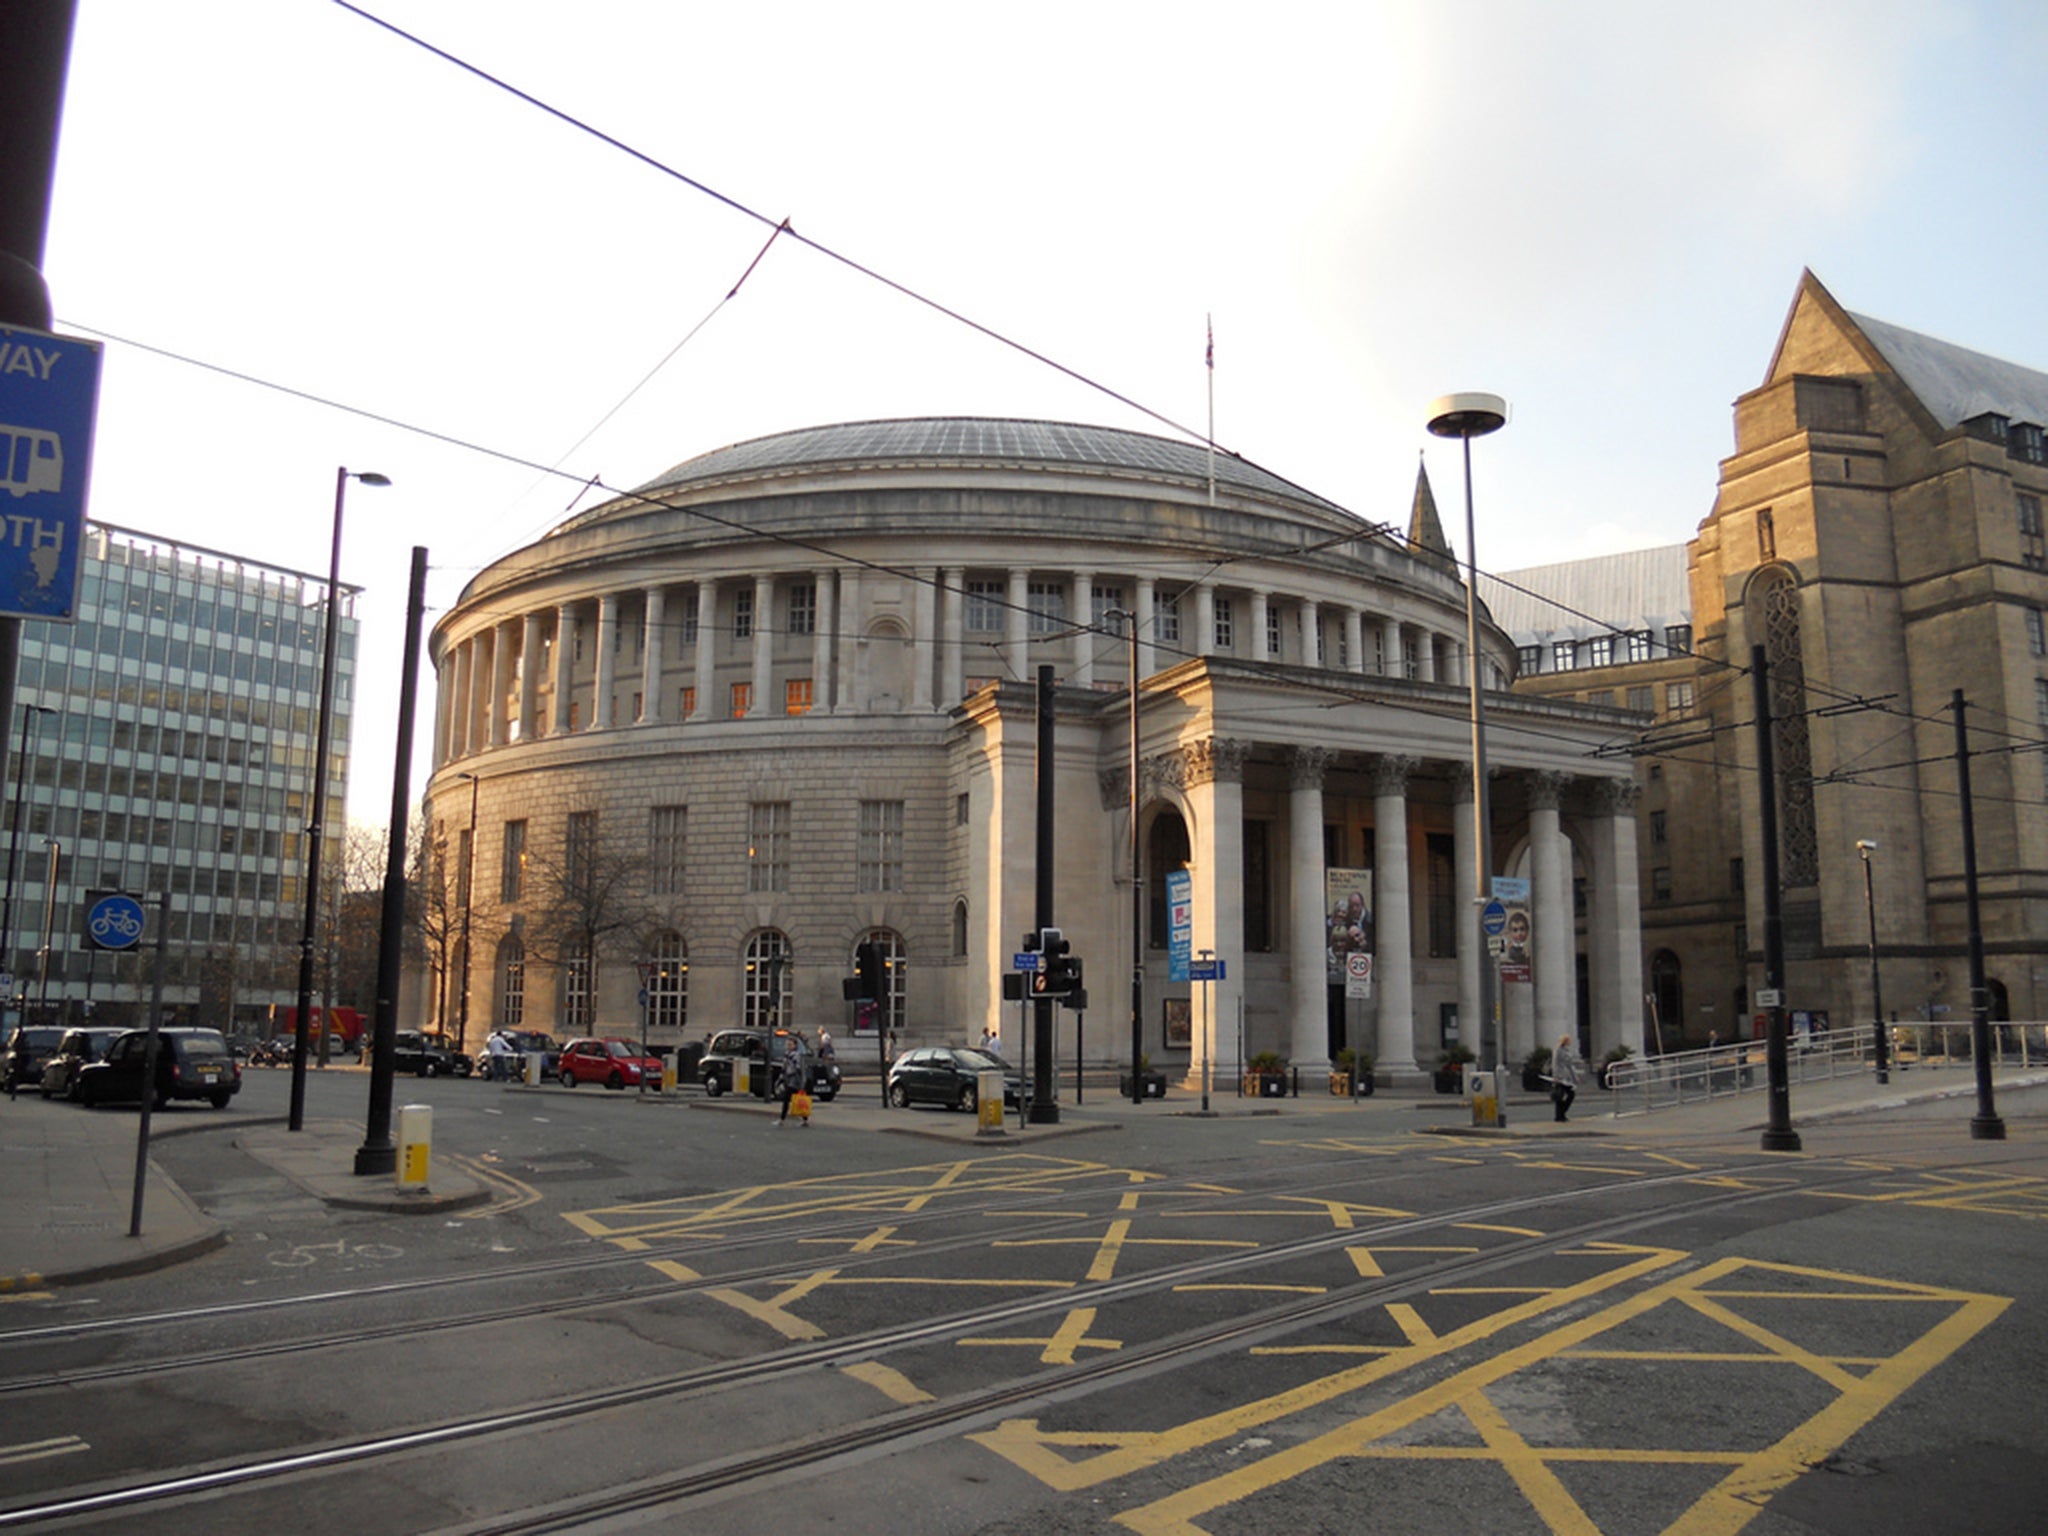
[4,523,357,1033]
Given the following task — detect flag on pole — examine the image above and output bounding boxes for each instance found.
[1206,314,1216,505]
[1206,316,1214,371]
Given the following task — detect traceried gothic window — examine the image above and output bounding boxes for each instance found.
[1755,568,1818,885]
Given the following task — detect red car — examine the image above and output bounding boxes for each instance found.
[555,1037,663,1090]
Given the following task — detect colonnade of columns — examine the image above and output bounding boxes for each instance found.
[436,570,1468,765]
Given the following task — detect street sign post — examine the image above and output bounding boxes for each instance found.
[86,892,145,951]
[0,323,102,621]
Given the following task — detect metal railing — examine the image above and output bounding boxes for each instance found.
[1603,1021,2045,1116]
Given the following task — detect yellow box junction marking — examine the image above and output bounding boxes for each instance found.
[958,1305,1123,1365]
[1080,1256,2006,1536]
[1813,1169,2048,1220]
[840,1360,934,1405]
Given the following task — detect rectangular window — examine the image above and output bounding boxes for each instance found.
[965,580,1004,632]
[1090,584,1126,628]
[2038,678,2048,791]
[1552,640,1578,672]
[1667,679,1696,713]
[1242,819,1272,951]
[1664,624,1692,656]
[1626,685,1655,713]
[785,678,813,715]
[563,943,593,1032]
[1588,635,1614,667]
[787,582,815,636]
[1730,856,1744,894]
[1426,833,1456,958]
[1651,866,1673,902]
[1213,596,1234,651]
[680,685,697,718]
[1155,595,1181,644]
[732,587,754,640]
[2029,608,2047,657]
[649,805,686,895]
[683,590,699,644]
[565,811,598,901]
[1626,630,1653,663]
[730,681,751,718]
[456,827,473,913]
[1517,644,1542,674]
[501,819,527,902]
[1266,606,1282,658]
[1585,690,1614,707]
[857,799,905,892]
[2023,494,2048,570]
[748,801,791,892]
[1649,809,1668,846]
[1026,581,1067,635]
[956,792,970,826]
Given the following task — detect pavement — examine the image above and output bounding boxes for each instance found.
[4,1060,2041,1293]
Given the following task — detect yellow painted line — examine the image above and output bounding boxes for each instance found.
[802,1225,911,1254]
[1460,1385,1601,1535]
[1565,1349,1888,1366]
[1385,1304,1437,1346]
[702,1268,841,1341]
[1250,1344,1403,1356]
[841,1360,933,1405]
[1170,1284,1325,1295]
[1641,1151,1708,1171]
[0,1435,89,1468]
[1451,1223,1545,1237]
[971,1244,1687,1494]
[0,1289,52,1302]
[1087,1218,1132,1282]
[647,1259,702,1283]
[957,1306,1123,1364]
[1431,1287,1553,1296]
[448,1155,545,1220]
[829,1276,1076,1289]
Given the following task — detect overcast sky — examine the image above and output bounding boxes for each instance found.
[40,0,2048,825]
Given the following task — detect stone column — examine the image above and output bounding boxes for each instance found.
[1382,615,1403,678]
[1136,577,1157,678]
[553,604,577,734]
[1006,568,1030,683]
[1250,589,1271,660]
[1590,778,1645,1060]
[591,594,618,731]
[1529,771,1570,1055]
[1344,608,1365,675]
[813,570,836,714]
[1453,775,1481,1064]
[517,612,542,741]
[692,581,716,721]
[1072,571,1096,688]
[450,637,474,759]
[941,566,965,705]
[836,569,862,712]
[1300,598,1321,668]
[639,587,665,723]
[1288,746,1332,1070]
[1371,754,1419,1075]
[1183,737,1250,1090]
[750,574,774,716]
[1194,583,1215,661]
[487,621,515,746]
[1416,630,1436,684]
[912,567,936,711]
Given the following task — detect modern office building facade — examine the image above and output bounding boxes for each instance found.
[5,523,358,1032]
[426,418,1647,1081]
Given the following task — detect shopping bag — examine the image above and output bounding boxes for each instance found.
[791,1090,813,1121]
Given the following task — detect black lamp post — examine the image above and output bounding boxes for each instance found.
[1427,392,1508,1076]
[1103,608,1145,1106]
[289,466,389,1132]
[1857,839,1889,1084]
[457,770,479,1053]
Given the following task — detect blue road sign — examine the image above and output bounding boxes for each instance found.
[1481,899,1508,936]
[87,893,146,951]
[1013,952,1041,972]
[1188,959,1226,982]
[0,323,101,622]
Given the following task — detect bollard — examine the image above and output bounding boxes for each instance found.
[661,1056,677,1093]
[522,1053,542,1087]
[1467,1065,1502,1128]
[397,1103,432,1190]
[975,1069,1006,1137]
[735,1058,751,1097]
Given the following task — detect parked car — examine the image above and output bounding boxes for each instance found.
[887,1046,1020,1111]
[74,1028,242,1109]
[556,1036,663,1089]
[37,1026,124,1100]
[387,1029,471,1077]
[3,1025,66,1094]
[476,1029,562,1080]
[698,1027,841,1100]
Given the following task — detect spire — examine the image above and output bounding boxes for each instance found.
[1408,456,1454,560]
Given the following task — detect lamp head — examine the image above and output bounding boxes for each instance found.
[1426,392,1509,440]
[1856,838,1878,855]
[355,471,392,488]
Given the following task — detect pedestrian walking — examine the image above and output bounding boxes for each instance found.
[485,1030,512,1082]
[777,1035,810,1126]
[979,1026,1000,1056]
[815,1027,836,1062]
[1551,1033,1581,1123]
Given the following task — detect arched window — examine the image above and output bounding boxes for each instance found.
[1649,950,1683,1047]
[647,930,687,1030]
[951,899,968,958]
[743,930,792,1031]
[854,928,907,1036]
[562,940,594,1032]
[1147,810,1190,950]
[497,936,525,1028]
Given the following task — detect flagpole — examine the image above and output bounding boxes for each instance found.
[1206,314,1216,506]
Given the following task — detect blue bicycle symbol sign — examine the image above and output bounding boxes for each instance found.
[87,894,146,951]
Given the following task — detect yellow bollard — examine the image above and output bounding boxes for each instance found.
[397,1103,432,1190]
[976,1069,1006,1136]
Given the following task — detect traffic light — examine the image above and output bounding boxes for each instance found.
[1033,928,1075,997]
[855,940,885,1002]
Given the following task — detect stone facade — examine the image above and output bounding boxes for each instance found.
[425,418,1645,1078]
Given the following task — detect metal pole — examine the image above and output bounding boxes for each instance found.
[1199,947,1213,1113]
[1859,841,1889,1084]
[127,892,169,1237]
[1122,613,1144,1104]
[1752,646,1801,1151]
[35,837,58,1026]
[1030,665,1059,1123]
[2,703,49,996]
[1952,690,2005,1141]
[458,770,478,1053]
[355,546,428,1175]
[1458,430,1500,1073]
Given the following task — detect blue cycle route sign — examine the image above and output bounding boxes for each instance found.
[87,893,146,951]
[0,322,102,622]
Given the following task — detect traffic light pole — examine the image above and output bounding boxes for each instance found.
[1029,666,1059,1123]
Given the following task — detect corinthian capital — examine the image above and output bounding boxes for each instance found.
[1184,736,1252,787]
[1289,745,1334,790]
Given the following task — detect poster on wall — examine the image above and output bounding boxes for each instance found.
[1163,997,1192,1049]
[1494,875,1532,983]
[1325,868,1373,984]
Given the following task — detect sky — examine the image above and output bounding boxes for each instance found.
[36,0,2048,827]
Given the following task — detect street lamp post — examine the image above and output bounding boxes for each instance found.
[457,771,479,1053]
[289,466,390,1132]
[1426,392,1509,1076]
[1103,608,1145,1106]
[1856,839,1889,1084]
[2,703,53,1007]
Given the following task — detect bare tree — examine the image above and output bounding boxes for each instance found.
[519,811,655,1032]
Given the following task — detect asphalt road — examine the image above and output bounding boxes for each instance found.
[3,1069,2044,1536]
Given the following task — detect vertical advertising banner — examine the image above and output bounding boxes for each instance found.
[1325,868,1372,984]
[1167,868,1192,983]
[1493,875,1532,983]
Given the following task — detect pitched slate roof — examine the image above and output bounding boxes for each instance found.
[1481,543,1691,642]
[1848,309,2048,430]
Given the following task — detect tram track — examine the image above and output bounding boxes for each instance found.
[0,1153,1860,1532]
